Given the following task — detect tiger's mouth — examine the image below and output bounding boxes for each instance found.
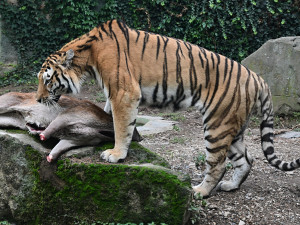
[38,94,61,105]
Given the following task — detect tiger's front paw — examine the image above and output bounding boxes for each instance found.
[100,148,127,163]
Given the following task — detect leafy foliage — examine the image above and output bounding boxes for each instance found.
[0,0,299,86]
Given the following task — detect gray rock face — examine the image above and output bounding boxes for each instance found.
[242,37,300,114]
[0,135,33,220]
[0,18,18,74]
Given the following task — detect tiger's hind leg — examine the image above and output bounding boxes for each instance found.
[193,134,231,197]
[217,134,253,192]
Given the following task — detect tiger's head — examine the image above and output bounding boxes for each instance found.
[36,49,80,105]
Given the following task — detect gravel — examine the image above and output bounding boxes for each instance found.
[138,107,300,225]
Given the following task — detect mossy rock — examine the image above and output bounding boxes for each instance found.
[0,130,191,225]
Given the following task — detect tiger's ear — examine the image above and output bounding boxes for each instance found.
[66,49,74,60]
[65,49,74,68]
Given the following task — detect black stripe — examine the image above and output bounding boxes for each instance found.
[183,42,189,51]
[204,53,220,114]
[135,30,140,43]
[141,32,149,60]
[198,50,204,68]
[63,73,78,93]
[152,82,159,103]
[234,154,244,162]
[264,146,274,156]
[245,71,251,116]
[228,153,237,160]
[282,163,290,171]
[202,49,210,88]
[211,53,215,69]
[178,41,184,57]
[200,83,211,113]
[260,120,273,129]
[262,107,272,117]
[156,36,160,60]
[274,160,281,168]
[234,165,243,169]
[187,43,197,95]
[108,20,113,36]
[207,144,228,153]
[245,148,252,165]
[261,96,269,109]
[205,128,235,143]
[124,50,132,78]
[117,20,130,55]
[162,51,168,103]
[162,36,169,52]
[52,75,63,93]
[100,24,110,37]
[76,44,92,52]
[174,92,185,110]
[139,74,142,86]
[268,155,278,163]
[86,35,99,43]
[261,133,273,143]
[252,74,259,103]
[191,84,202,106]
[129,119,136,126]
[60,73,70,86]
[176,42,182,84]
[98,30,103,40]
[50,55,58,60]
[223,57,228,83]
[111,31,120,90]
[108,79,111,98]
[174,42,185,109]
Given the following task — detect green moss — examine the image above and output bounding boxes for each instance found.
[55,162,189,223]
[5,129,28,134]
[94,142,170,168]
[13,142,190,225]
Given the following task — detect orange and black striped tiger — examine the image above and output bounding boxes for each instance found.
[36,19,300,197]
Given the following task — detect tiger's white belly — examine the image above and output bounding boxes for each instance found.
[140,85,201,110]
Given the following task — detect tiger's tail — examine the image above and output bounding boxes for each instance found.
[259,81,300,171]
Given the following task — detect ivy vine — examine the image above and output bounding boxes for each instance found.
[0,0,299,86]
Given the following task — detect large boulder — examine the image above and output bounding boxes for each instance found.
[242,37,300,114]
[0,17,18,74]
[0,129,191,224]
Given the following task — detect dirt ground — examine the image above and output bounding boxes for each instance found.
[1,81,300,225]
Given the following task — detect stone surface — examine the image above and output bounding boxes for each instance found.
[136,115,177,135]
[0,129,191,224]
[242,37,300,114]
[0,17,18,74]
[277,131,300,139]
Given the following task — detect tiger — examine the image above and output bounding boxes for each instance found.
[0,92,141,163]
[36,19,300,197]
